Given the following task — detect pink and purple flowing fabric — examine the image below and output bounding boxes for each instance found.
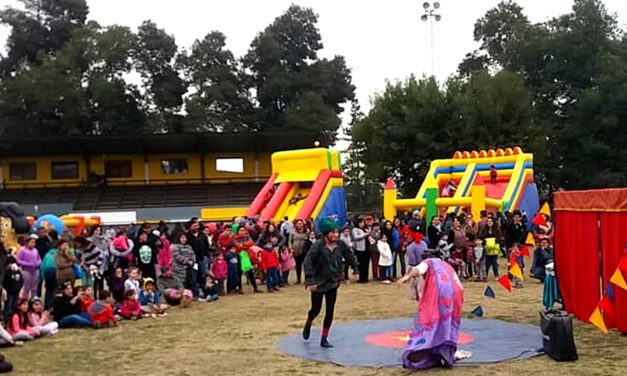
[402,259,464,369]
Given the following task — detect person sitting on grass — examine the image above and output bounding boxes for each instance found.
[88,290,117,328]
[7,297,40,341]
[53,281,93,328]
[108,267,126,303]
[78,286,95,313]
[139,278,168,315]
[27,297,58,336]
[201,275,219,302]
[120,290,142,320]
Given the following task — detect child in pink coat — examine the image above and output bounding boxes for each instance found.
[280,248,295,286]
[210,253,227,296]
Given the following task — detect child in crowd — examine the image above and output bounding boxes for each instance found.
[437,234,453,260]
[473,239,486,281]
[89,264,105,300]
[2,257,22,323]
[111,230,133,270]
[210,253,227,296]
[138,278,167,315]
[108,267,126,303]
[490,165,498,184]
[119,290,142,320]
[0,322,23,347]
[261,241,280,292]
[27,297,59,336]
[8,298,39,341]
[225,245,241,294]
[202,275,219,302]
[123,268,141,298]
[448,248,467,279]
[509,244,524,288]
[280,248,295,286]
[377,234,393,284]
[88,290,117,328]
[78,286,95,312]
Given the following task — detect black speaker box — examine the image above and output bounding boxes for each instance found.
[540,310,578,361]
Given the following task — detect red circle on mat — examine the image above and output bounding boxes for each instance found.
[365,331,474,349]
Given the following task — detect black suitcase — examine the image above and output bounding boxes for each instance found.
[540,310,578,361]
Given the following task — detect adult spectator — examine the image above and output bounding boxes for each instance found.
[531,237,554,282]
[505,210,527,250]
[407,211,426,235]
[52,282,93,328]
[351,218,371,283]
[54,240,79,291]
[427,216,444,246]
[288,220,309,285]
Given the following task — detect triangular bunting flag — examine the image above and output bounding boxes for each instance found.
[606,284,615,301]
[484,286,496,298]
[588,307,608,334]
[610,269,627,291]
[540,202,551,217]
[497,275,512,292]
[532,213,548,227]
[471,305,484,317]
[521,244,530,258]
[509,263,524,281]
[599,296,614,316]
[525,233,536,247]
[619,256,627,274]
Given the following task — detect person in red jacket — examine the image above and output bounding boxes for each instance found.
[261,240,281,292]
[88,290,117,328]
[217,226,234,252]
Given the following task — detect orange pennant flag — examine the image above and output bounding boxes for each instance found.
[588,307,608,334]
[540,202,551,217]
[525,233,536,247]
[509,263,524,281]
[610,269,627,291]
[521,244,531,258]
[497,275,512,292]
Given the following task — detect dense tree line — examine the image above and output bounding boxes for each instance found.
[350,0,627,197]
[0,0,354,136]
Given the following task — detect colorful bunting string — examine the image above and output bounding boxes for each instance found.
[588,307,608,334]
[471,305,484,317]
[610,269,627,291]
[525,232,536,247]
[497,275,512,292]
[484,286,495,298]
[509,263,524,281]
[539,202,551,217]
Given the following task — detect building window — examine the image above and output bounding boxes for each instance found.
[51,161,79,179]
[105,159,133,178]
[9,162,36,181]
[161,159,189,174]
[216,158,244,174]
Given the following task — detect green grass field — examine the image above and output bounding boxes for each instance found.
[4,264,626,376]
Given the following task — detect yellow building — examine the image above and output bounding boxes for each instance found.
[0,132,328,219]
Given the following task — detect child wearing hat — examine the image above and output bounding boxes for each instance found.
[138,278,167,315]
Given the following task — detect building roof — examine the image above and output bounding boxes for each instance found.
[0,131,332,157]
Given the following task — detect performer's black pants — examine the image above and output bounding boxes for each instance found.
[307,287,338,332]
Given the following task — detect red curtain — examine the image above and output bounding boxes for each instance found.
[600,212,627,333]
[554,211,601,322]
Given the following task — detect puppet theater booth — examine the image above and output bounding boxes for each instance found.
[554,188,627,333]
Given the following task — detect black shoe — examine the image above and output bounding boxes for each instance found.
[320,337,333,348]
[302,324,311,340]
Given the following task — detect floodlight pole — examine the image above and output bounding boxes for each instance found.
[421,2,442,77]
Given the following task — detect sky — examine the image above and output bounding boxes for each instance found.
[0,0,626,136]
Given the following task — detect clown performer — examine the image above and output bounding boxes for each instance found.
[397,256,470,369]
[302,217,358,348]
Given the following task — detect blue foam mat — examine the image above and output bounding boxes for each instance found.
[278,318,544,368]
